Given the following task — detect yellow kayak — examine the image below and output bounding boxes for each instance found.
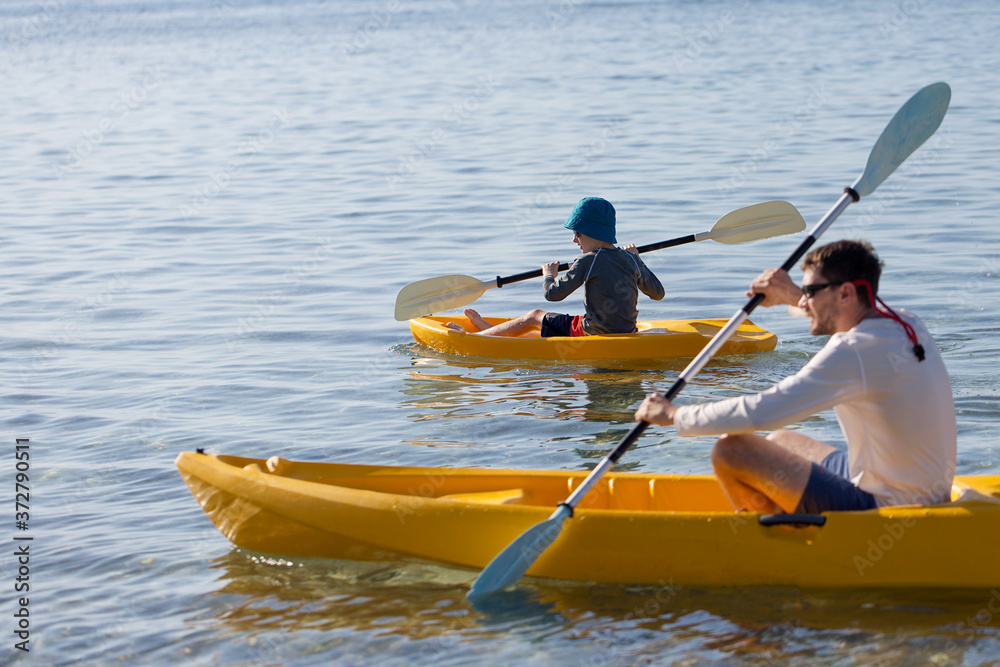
[176,451,1000,588]
[408,315,777,360]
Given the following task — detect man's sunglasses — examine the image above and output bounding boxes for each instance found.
[801,281,844,298]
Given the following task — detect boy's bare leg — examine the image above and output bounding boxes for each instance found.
[463,308,491,331]
[464,309,546,337]
[710,429,836,513]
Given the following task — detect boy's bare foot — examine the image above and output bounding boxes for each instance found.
[444,322,468,334]
[463,308,491,331]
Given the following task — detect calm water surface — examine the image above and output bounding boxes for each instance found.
[2,0,1000,664]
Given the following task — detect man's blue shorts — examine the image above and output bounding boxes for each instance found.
[795,449,877,513]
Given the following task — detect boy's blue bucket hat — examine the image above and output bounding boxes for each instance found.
[563,197,616,244]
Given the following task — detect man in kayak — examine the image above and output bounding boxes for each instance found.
[634,240,956,513]
[446,196,665,337]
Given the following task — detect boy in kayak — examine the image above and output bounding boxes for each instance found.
[446,197,665,337]
[635,240,956,512]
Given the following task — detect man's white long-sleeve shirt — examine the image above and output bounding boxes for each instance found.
[673,311,956,507]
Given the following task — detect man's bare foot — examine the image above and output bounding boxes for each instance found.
[464,308,490,331]
[444,322,468,334]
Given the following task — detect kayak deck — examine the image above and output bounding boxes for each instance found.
[177,452,1000,588]
[408,315,777,360]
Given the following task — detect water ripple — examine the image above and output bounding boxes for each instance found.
[4,0,1000,663]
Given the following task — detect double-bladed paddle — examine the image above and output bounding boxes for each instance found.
[393,200,805,321]
[466,82,952,600]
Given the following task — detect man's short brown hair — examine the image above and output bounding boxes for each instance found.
[801,240,883,307]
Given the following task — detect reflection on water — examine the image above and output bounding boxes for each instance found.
[199,549,1000,665]
[397,354,663,469]
[396,343,802,422]
[392,343,825,472]
[402,366,649,423]
[10,0,1000,660]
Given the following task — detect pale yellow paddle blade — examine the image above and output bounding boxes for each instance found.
[703,200,805,244]
[394,274,496,321]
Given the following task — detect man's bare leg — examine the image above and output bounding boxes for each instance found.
[711,429,836,513]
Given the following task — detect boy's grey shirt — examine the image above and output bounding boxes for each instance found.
[542,246,664,335]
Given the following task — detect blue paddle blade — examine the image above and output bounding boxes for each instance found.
[852,82,951,198]
[467,504,572,599]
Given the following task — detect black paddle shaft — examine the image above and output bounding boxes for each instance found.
[597,194,858,470]
[494,236,698,288]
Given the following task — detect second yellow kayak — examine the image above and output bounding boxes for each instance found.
[408,315,777,360]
